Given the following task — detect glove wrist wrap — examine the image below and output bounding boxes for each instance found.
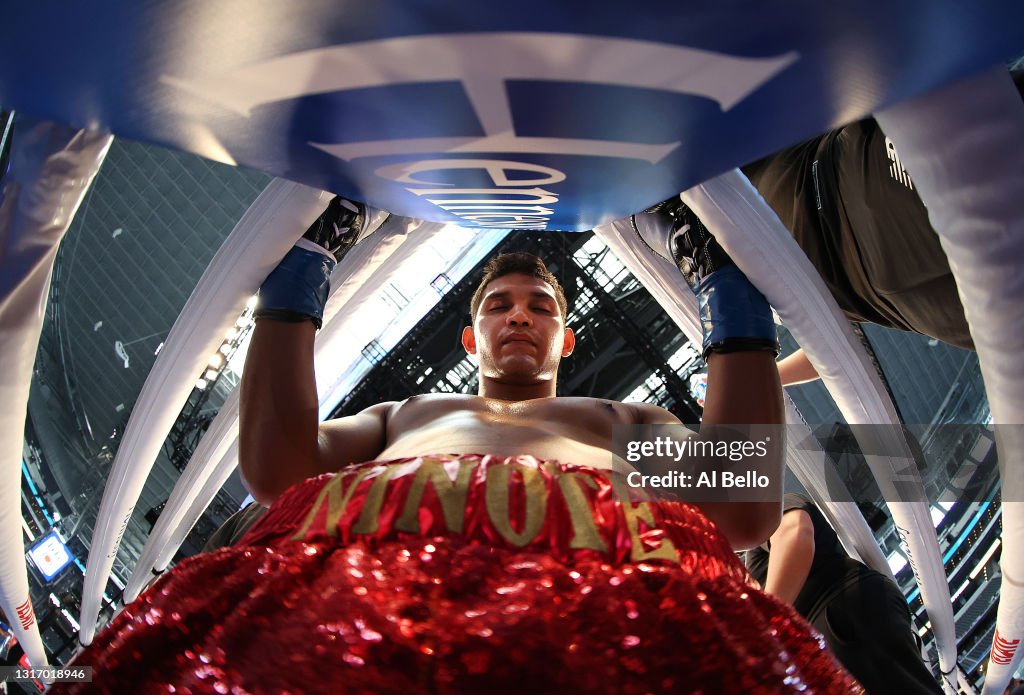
[694,265,779,360]
[254,246,336,329]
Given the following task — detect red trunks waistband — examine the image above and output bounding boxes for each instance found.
[238,454,747,582]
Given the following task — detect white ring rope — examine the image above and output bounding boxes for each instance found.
[682,170,957,694]
[876,66,1024,695]
[78,179,334,644]
[0,118,111,674]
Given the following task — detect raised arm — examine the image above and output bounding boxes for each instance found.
[239,197,389,505]
[635,204,784,549]
[240,320,320,504]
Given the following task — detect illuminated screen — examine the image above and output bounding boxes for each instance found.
[28,531,74,582]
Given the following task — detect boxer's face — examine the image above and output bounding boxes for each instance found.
[462,273,575,385]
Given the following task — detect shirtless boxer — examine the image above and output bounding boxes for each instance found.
[240,249,782,549]
[57,199,860,694]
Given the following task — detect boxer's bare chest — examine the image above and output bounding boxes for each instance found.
[376,394,640,468]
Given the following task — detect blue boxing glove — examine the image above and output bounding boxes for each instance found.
[633,200,779,359]
[255,196,377,328]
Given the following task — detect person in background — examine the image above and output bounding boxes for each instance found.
[745,493,942,694]
[637,72,1024,386]
[636,114,972,389]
